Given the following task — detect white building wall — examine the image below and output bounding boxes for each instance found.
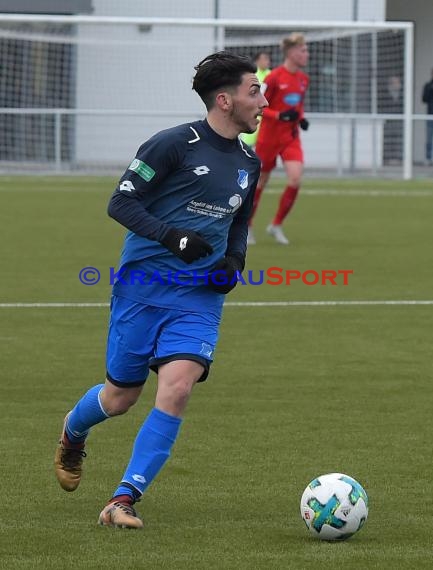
[74,0,387,168]
[358,0,385,20]
[387,0,433,164]
[74,21,213,165]
[90,0,385,21]
[90,0,214,18]
[219,0,356,20]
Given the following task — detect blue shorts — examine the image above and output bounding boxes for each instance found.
[106,295,221,386]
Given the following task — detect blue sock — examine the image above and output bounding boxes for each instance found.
[113,407,182,501]
[65,383,110,443]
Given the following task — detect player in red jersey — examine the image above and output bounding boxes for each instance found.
[248,33,309,245]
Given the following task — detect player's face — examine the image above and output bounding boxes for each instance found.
[256,53,271,70]
[229,73,268,134]
[289,43,309,68]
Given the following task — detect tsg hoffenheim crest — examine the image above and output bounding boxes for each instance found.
[237,169,248,190]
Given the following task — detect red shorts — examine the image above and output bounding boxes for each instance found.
[255,137,304,172]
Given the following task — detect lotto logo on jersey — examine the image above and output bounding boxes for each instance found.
[284,93,302,106]
[119,180,135,193]
[193,165,210,176]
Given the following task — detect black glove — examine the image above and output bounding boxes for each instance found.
[299,118,309,131]
[279,109,299,122]
[160,227,213,264]
[208,254,244,294]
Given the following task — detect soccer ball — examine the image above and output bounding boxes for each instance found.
[300,473,368,541]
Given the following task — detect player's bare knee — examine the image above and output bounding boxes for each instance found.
[258,171,270,188]
[103,397,136,416]
[174,377,196,401]
[156,364,202,414]
[288,176,302,188]
[101,383,142,416]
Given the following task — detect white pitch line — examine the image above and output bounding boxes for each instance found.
[265,189,433,197]
[225,300,433,306]
[1,300,433,308]
[0,302,109,307]
[3,187,432,197]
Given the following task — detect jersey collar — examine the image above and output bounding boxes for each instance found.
[197,120,239,153]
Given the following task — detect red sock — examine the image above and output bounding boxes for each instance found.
[249,186,264,225]
[110,494,134,506]
[62,431,85,449]
[273,186,299,225]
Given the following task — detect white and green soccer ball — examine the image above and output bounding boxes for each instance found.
[300,473,368,541]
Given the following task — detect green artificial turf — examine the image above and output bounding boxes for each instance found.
[0,176,432,569]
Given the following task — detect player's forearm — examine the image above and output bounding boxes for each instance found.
[225,192,254,266]
[225,220,247,269]
[107,191,169,242]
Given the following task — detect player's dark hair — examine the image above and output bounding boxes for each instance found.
[192,51,257,110]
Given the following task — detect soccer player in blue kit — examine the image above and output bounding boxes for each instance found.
[54,52,268,528]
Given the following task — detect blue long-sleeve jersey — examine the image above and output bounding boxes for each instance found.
[108,119,260,315]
